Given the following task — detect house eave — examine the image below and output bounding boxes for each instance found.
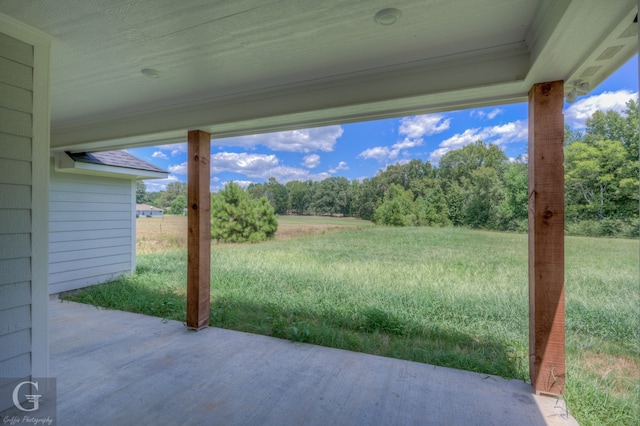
[54,152,168,180]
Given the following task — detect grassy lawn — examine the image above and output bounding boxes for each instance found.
[67,216,639,425]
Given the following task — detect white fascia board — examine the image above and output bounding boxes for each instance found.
[54,152,167,180]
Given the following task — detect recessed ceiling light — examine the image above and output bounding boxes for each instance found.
[374,8,402,26]
[141,68,161,78]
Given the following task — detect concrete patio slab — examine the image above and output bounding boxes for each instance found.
[49,300,577,425]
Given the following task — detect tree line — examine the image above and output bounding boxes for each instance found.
[138,100,638,238]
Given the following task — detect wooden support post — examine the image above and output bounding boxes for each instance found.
[187,130,211,330]
[528,81,565,395]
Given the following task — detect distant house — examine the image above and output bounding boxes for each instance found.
[136,204,164,218]
[49,150,167,294]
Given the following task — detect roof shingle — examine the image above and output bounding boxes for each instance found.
[67,151,166,173]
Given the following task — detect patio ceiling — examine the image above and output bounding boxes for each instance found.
[1,0,637,151]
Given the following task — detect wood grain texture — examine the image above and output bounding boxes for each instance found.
[186,130,211,329]
[528,80,565,395]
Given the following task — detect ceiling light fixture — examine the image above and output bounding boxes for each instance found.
[565,80,590,103]
[141,68,161,79]
[374,8,401,26]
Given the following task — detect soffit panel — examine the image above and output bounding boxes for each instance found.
[0,0,636,150]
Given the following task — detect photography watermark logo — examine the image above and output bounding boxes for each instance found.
[0,378,56,426]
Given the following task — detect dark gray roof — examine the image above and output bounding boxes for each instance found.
[67,150,166,173]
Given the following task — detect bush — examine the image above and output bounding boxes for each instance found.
[565,218,639,238]
[211,182,278,243]
[373,184,417,226]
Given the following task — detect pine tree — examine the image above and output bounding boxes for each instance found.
[211,182,278,243]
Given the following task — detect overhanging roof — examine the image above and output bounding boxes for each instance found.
[55,150,168,180]
[1,0,637,152]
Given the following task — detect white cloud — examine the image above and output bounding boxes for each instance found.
[151,151,168,160]
[508,154,528,164]
[222,180,254,189]
[211,152,279,177]
[399,114,451,138]
[302,154,321,169]
[429,120,528,164]
[336,161,348,170]
[189,152,328,183]
[211,180,255,193]
[470,108,503,120]
[214,125,343,153]
[427,148,450,165]
[142,174,181,192]
[328,161,349,174]
[487,108,503,119]
[393,137,423,150]
[154,143,187,156]
[168,162,187,175]
[360,114,445,162]
[357,146,395,162]
[565,90,638,128]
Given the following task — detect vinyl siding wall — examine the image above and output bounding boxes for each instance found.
[0,30,34,410]
[49,170,135,294]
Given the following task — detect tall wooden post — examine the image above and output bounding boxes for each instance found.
[187,130,211,330]
[528,81,565,395]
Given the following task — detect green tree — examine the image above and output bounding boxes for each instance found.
[312,177,351,215]
[444,181,466,226]
[565,140,637,220]
[415,181,451,226]
[584,99,639,157]
[170,194,187,215]
[497,161,528,230]
[285,180,313,215]
[439,141,508,186]
[351,177,379,221]
[136,180,147,204]
[156,181,187,210]
[464,167,506,229]
[564,124,583,146]
[265,177,289,214]
[373,184,417,226]
[211,182,278,243]
[439,141,508,228]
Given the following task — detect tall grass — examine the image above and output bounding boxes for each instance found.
[66,225,639,425]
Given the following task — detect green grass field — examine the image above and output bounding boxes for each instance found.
[66,216,639,425]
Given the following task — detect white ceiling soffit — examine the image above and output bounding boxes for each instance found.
[0,0,636,151]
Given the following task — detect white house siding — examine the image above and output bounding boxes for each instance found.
[0,29,35,410]
[49,169,135,294]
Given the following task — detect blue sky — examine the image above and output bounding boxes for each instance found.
[131,55,638,193]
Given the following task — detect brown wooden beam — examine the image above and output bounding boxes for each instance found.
[186,130,211,330]
[528,81,565,395]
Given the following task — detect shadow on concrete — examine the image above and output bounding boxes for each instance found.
[64,279,528,383]
[50,299,576,425]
